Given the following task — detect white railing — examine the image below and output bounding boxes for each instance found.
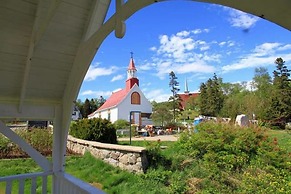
[57,173,104,194]
[0,172,104,194]
[0,171,52,194]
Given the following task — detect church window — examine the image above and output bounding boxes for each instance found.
[131,92,140,104]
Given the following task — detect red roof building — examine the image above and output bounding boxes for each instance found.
[178,79,199,110]
[88,56,152,125]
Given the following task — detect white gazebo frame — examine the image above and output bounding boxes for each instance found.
[0,0,290,193]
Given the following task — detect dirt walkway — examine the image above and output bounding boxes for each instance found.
[118,134,179,142]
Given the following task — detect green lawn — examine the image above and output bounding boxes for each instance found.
[266,129,291,152]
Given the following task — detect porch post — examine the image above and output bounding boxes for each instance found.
[52,104,71,193]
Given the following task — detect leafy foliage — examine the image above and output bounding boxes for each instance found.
[198,74,224,117]
[69,118,117,144]
[75,96,106,118]
[175,122,290,193]
[113,119,130,129]
[151,101,172,126]
[266,58,291,128]
[0,128,53,158]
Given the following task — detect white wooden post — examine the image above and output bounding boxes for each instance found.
[52,103,72,193]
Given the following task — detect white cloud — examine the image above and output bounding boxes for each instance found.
[84,63,117,81]
[149,30,220,78]
[227,9,259,29]
[111,74,124,82]
[139,62,154,71]
[176,30,190,37]
[218,40,235,47]
[222,42,291,72]
[80,90,112,98]
[144,89,170,102]
[192,28,209,34]
[149,46,157,51]
[278,44,291,51]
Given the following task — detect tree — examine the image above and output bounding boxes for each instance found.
[83,98,92,118]
[198,74,224,116]
[251,67,272,120]
[151,101,172,127]
[90,98,97,113]
[198,82,208,115]
[97,96,106,109]
[267,58,291,128]
[169,71,180,122]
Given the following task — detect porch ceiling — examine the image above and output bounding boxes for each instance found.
[0,0,290,120]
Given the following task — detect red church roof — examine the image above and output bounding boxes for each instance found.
[97,89,127,111]
[178,92,199,110]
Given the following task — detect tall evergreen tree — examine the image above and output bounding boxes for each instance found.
[199,82,208,115]
[267,58,291,128]
[83,98,92,118]
[90,98,97,113]
[169,71,180,122]
[199,74,224,116]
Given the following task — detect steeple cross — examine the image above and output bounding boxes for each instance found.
[130,51,134,58]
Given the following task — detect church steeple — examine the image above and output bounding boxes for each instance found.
[126,52,139,91]
[184,78,189,94]
[127,52,137,79]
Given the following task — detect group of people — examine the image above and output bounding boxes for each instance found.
[139,125,172,137]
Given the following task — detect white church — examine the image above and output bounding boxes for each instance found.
[88,56,153,126]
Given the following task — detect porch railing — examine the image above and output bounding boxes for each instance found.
[0,171,52,194]
[0,172,104,194]
[56,172,104,194]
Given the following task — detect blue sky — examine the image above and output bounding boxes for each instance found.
[78,1,291,102]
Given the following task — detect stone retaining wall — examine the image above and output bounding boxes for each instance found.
[67,135,148,173]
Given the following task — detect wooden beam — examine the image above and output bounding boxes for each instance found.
[115,0,126,38]
[83,0,111,41]
[0,102,56,120]
[18,0,62,113]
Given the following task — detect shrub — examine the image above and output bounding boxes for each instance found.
[113,119,130,130]
[0,128,53,158]
[0,134,12,158]
[69,118,117,144]
[175,121,291,192]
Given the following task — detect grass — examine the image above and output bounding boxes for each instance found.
[0,158,52,194]
[0,126,290,194]
[0,154,169,194]
[266,129,291,152]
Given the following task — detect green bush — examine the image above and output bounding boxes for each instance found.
[175,121,291,193]
[0,134,12,158]
[69,118,117,144]
[113,119,129,130]
[0,128,53,158]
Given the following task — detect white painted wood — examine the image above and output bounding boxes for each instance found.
[0,121,52,171]
[5,180,12,194]
[0,172,52,194]
[42,175,47,194]
[83,0,111,41]
[18,179,25,194]
[0,103,56,120]
[31,177,37,194]
[0,0,291,193]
